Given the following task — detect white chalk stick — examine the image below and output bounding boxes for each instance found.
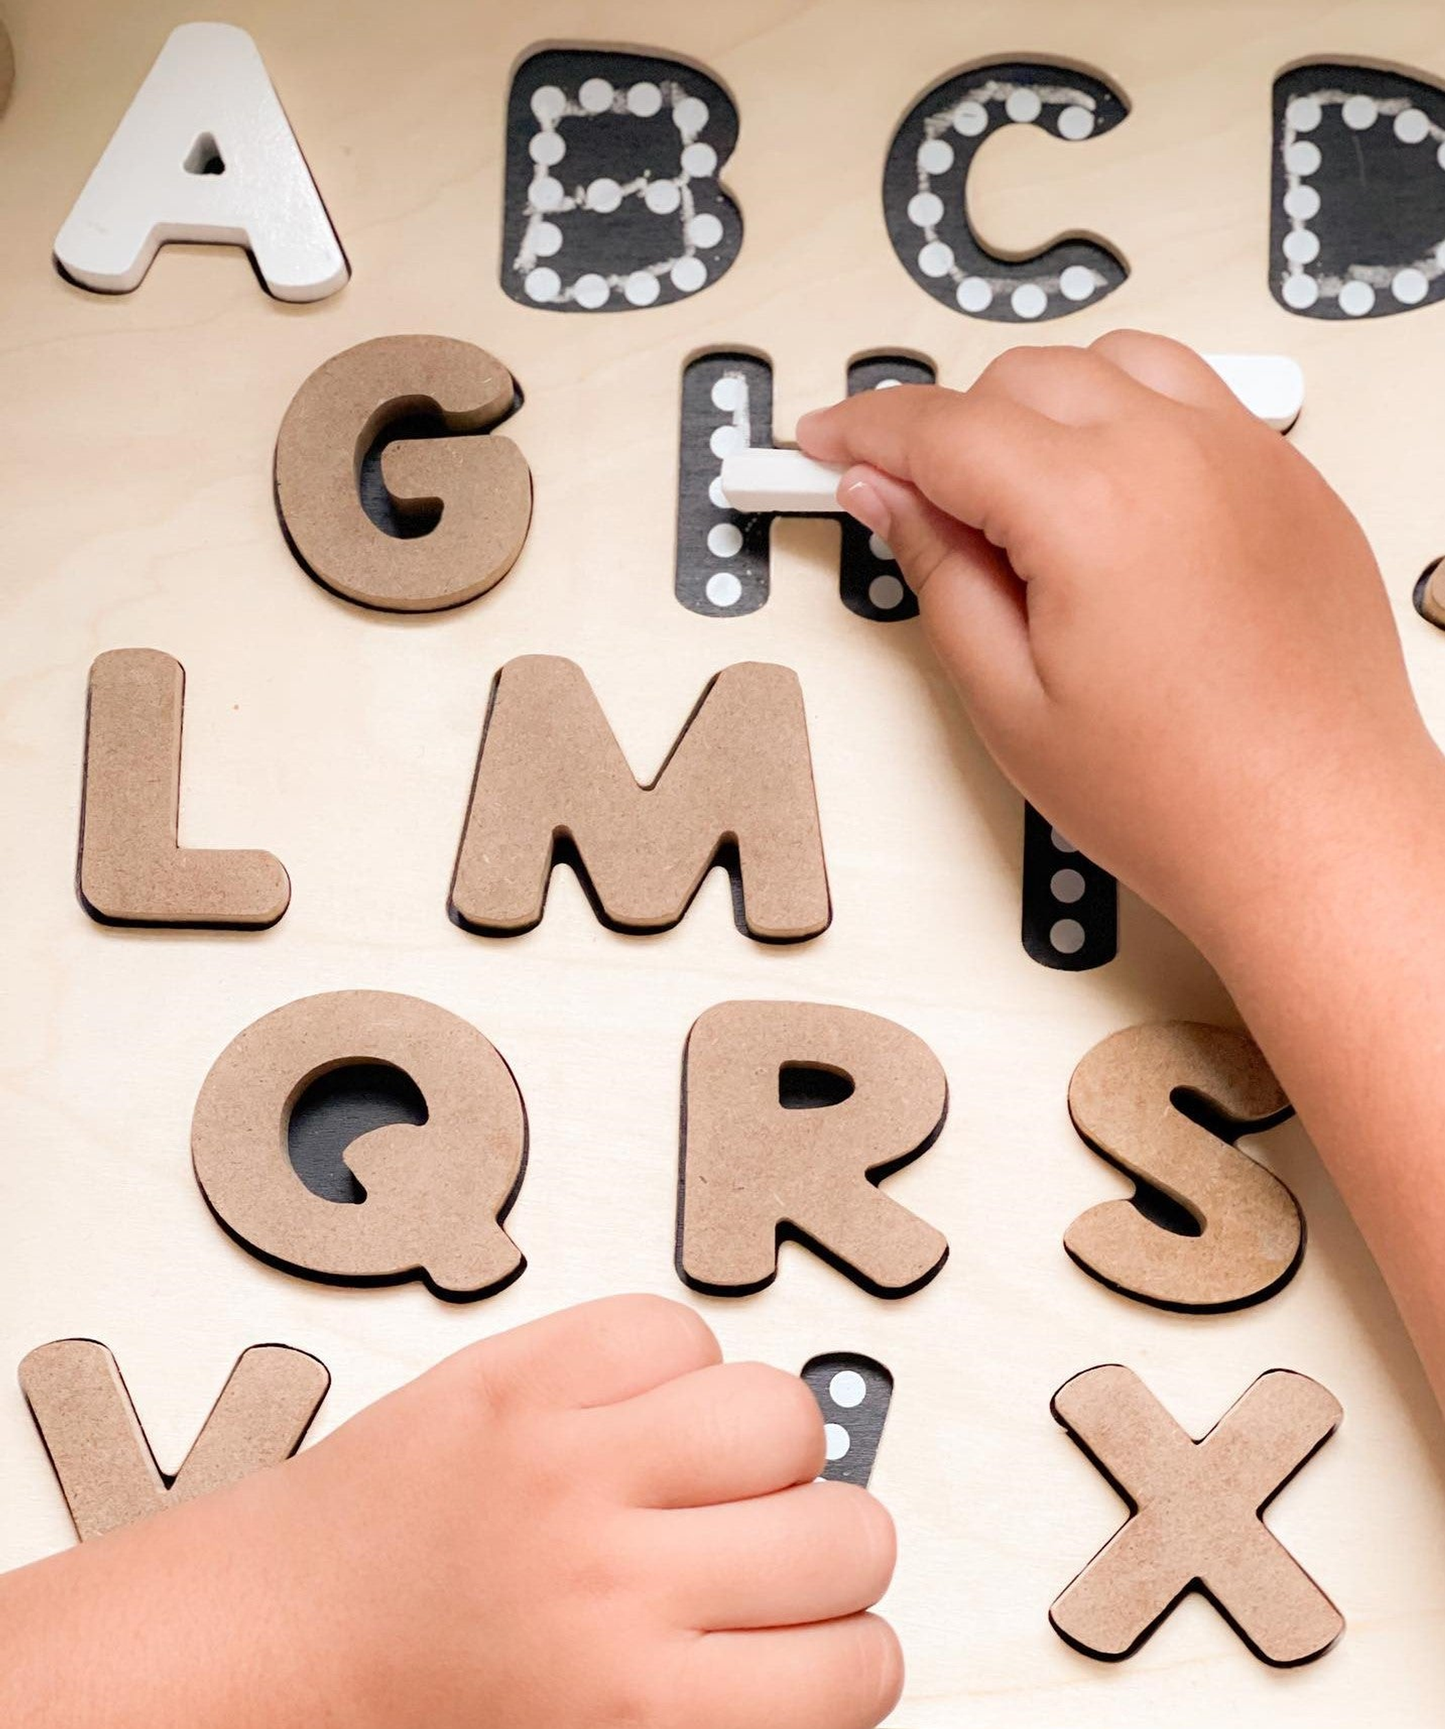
[718,351,1304,515]
[1200,352,1304,431]
[718,448,847,514]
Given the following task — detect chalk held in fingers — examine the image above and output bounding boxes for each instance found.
[719,448,847,513]
[720,354,1304,517]
[1200,353,1304,431]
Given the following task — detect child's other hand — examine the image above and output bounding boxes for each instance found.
[1,1295,900,1729]
[798,333,1434,955]
[290,1294,899,1728]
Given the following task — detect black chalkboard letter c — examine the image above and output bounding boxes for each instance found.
[883,61,1129,323]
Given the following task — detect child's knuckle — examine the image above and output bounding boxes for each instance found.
[607,1293,719,1370]
[442,1340,513,1425]
[1064,459,1124,527]
[977,345,1039,394]
[563,1536,631,1606]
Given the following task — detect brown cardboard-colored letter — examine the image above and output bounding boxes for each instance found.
[1050,1363,1343,1665]
[677,1000,947,1295]
[274,334,531,611]
[1065,1021,1302,1311]
[192,990,526,1299]
[451,657,830,940]
[19,1339,329,1542]
[79,648,290,927]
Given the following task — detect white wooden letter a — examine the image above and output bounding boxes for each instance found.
[54,23,348,302]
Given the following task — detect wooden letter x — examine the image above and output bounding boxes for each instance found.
[1050,1364,1343,1665]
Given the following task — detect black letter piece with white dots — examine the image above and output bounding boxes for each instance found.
[503,49,742,313]
[801,1354,893,1487]
[883,61,1128,324]
[675,351,928,620]
[1022,807,1117,972]
[1271,63,1445,321]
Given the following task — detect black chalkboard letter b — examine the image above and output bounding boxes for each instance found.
[502,48,742,312]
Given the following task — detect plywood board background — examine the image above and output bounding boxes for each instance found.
[3,1,1445,1722]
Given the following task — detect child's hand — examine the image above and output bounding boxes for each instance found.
[286,1294,901,1727]
[805,334,1445,1411]
[798,332,1434,957]
[0,1296,901,1729]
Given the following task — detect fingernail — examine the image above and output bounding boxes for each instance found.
[840,475,890,538]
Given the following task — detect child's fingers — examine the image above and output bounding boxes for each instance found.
[969,341,1158,426]
[1090,328,1241,412]
[467,1293,720,1411]
[839,465,1041,721]
[599,1360,824,1507]
[797,385,1066,545]
[652,1480,895,1631]
[678,1615,904,1729]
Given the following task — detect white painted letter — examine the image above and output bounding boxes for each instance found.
[54,23,347,301]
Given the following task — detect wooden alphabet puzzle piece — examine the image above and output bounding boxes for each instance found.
[53,23,346,301]
[677,1001,948,1297]
[677,351,930,620]
[503,48,741,311]
[288,1061,427,1205]
[19,1340,329,1542]
[191,991,527,1301]
[1049,1365,1343,1665]
[884,62,1128,322]
[801,1354,893,1487]
[1272,63,1445,320]
[79,648,290,929]
[274,335,531,613]
[1065,1021,1302,1311]
[450,656,830,940]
